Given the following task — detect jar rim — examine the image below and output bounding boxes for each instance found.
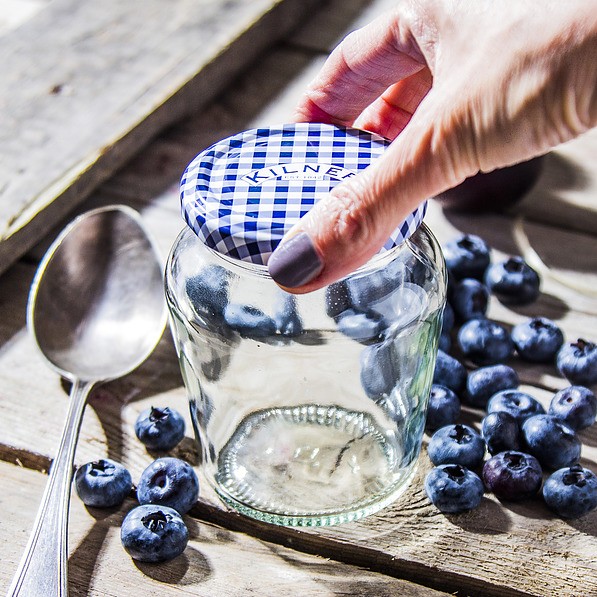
[188,221,441,285]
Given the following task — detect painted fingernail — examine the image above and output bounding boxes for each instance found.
[268,232,323,288]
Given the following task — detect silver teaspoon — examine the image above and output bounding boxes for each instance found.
[7,205,167,597]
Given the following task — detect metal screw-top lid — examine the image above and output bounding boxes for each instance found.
[180,123,427,265]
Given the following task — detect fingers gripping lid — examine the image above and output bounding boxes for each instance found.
[180,123,426,265]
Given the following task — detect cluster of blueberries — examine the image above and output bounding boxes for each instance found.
[74,406,197,563]
[425,234,597,518]
[186,264,303,341]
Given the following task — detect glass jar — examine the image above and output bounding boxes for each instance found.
[165,124,446,526]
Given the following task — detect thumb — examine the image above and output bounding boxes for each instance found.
[267,96,473,293]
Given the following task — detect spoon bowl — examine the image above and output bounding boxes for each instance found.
[8,205,167,597]
[29,205,167,381]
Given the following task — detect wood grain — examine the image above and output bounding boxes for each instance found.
[0,461,451,597]
[0,0,319,275]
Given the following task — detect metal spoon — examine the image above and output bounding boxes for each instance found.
[7,205,167,597]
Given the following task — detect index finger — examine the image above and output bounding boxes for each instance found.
[293,10,428,126]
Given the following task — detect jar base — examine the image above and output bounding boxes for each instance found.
[214,404,418,526]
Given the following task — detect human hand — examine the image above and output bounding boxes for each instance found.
[267,0,597,292]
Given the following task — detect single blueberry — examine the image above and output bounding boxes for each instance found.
[337,309,385,344]
[121,504,189,562]
[426,385,461,432]
[511,317,564,363]
[427,424,486,469]
[548,385,597,431]
[135,406,186,452]
[360,341,398,399]
[487,389,545,423]
[185,265,229,318]
[441,301,455,335]
[465,364,519,408]
[443,234,491,281]
[482,451,543,500]
[542,464,597,519]
[451,278,490,323]
[457,318,514,366]
[481,412,521,455]
[439,332,452,353]
[223,304,277,339]
[273,293,303,337]
[345,258,407,313]
[557,339,597,386]
[325,280,353,319]
[433,350,467,394]
[424,464,484,513]
[137,457,199,515]
[522,414,581,470]
[363,282,428,330]
[484,256,540,305]
[74,459,132,508]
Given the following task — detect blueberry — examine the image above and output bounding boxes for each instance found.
[337,309,384,344]
[368,283,428,329]
[557,339,597,386]
[542,464,597,519]
[481,412,521,455]
[186,265,229,318]
[273,293,303,337]
[443,234,491,281]
[137,457,199,515]
[482,451,543,500]
[121,504,189,562]
[223,304,277,338]
[450,278,490,322]
[522,415,581,470]
[433,350,467,394]
[441,301,455,335]
[74,459,132,508]
[511,317,564,363]
[360,341,398,399]
[465,364,519,408]
[484,256,540,306]
[135,407,185,452]
[439,332,452,353]
[548,385,597,431]
[424,464,484,513]
[427,424,486,469]
[487,389,545,423]
[344,259,407,313]
[457,319,514,366]
[325,280,352,319]
[345,268,392,310]
[426,385,461,432]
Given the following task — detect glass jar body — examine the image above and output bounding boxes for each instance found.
[165,225,446,526]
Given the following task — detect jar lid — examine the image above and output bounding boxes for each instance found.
[180,123,427,265]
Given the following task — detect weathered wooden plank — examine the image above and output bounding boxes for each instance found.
[0,461,451,596]
[288,0,398,53]
[0,0,322,275]
[0,0,47,36]
[515,132,597,236]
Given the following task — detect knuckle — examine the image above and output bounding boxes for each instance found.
[326,183,374,250]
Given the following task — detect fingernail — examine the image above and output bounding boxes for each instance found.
[268,232,323,288]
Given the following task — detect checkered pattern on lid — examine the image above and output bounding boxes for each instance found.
[180,123,427,265]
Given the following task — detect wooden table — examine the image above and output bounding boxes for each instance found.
[1,1,596,595]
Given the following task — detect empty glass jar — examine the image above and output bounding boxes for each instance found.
[165,124,446,526]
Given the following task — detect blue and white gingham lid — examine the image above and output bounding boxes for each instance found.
[180,123,427,265]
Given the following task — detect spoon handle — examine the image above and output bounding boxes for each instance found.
[7,379,94,597]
